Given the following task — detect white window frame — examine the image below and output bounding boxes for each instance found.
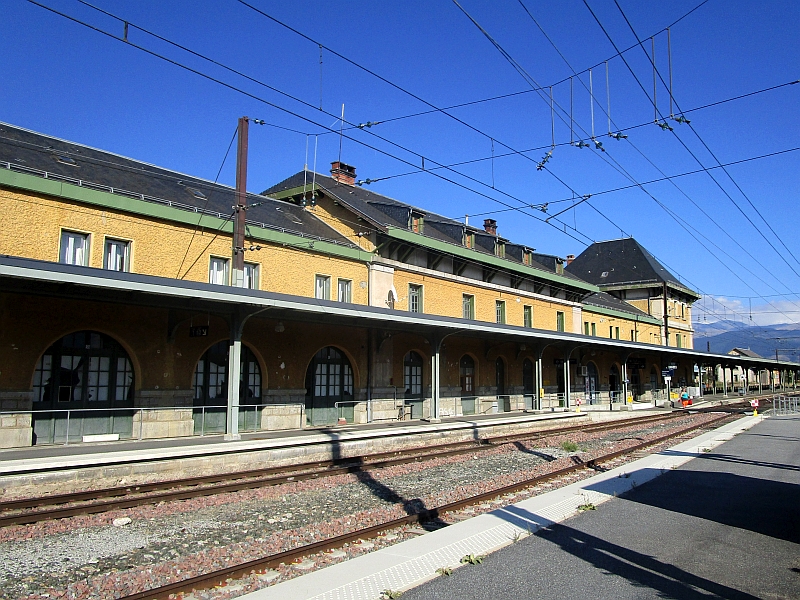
[337,278,352,303]
[103,237,130,272]
[315,274,331,300]
[523,305,533,328]
[209,256,229,285]
[59,230,90,266]
[408,284,423,313]
[463,294,475,320]
[495,300,506,324]
[243,262,260,290]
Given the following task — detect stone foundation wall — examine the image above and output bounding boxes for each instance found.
[134,389,194,439]
[0,391,33,448]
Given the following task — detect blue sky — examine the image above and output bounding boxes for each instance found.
[2,0,799,330]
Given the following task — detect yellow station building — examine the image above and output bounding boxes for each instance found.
[0,122,788,448]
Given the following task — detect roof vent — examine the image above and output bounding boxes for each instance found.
[187,187,206,200]
[330,161,356,186]
[601,271,609,278]
[54,155,77,167]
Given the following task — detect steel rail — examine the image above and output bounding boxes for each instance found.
[0,412,685,524]
[116,412,734,600]
[0,408,750,526]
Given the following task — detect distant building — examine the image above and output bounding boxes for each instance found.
[565,238,700,349]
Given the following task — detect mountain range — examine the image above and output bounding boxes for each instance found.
[693,321,800,363]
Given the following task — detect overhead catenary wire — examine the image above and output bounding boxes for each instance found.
[30,0,594,247]
[461,0,800,325]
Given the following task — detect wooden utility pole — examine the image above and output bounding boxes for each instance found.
[232,116,249,287]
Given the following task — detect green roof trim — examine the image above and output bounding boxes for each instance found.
[385,226,599,293]
[266,183,320,201]
[581,303,662,325]
[0,168,370,262]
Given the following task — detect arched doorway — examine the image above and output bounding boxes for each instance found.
[305,347,354,426]
[496,357,509,412]
[404,351,424,419]
[192,340,262,434]
[32,331,134,444]
[609,364,620,402]
[585,362,599,404]
[522,358,534,410]
[460,355,476,415]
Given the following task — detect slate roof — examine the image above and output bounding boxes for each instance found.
[0,123,355,247]
[582,291,653,319]
[565,237,699,297]
[265,170,588,283]
[729,347,762,358]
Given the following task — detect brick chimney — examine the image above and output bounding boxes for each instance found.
[566,254,575,265]
[330,161,356,186]
[483,218,497,235]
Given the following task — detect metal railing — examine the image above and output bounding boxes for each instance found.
[773,394,799,415]
[1,403,304,446]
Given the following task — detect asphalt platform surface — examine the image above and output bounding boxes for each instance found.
[403,414,800,600]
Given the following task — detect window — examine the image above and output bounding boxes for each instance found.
[681,303,686,318]
[523,250,533,266]
[496,300,506,324]
[60,230,89,266]
[464,232,475,249]
[410,214,424,234]
[315,274,331,300]
[408,284,423,313]
[463,294,475,320]
[584,321,590,336]
[556,311,565,332]
[495,242,505,258]
[631,329,636,342]
[676,333,682,348]
[337,278,352,303]
[209,257,229,285]
[243,262,259,290]
[104,238,129,272]
[523,305,533,328]
[591,322,596,336]
[615,327,620,340]
[404,351,423,396]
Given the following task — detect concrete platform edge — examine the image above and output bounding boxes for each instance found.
[243,415,765,600]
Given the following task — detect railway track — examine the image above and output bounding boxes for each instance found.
[114,411,736,600]
[0,406,761,528]
[0,411,694,527]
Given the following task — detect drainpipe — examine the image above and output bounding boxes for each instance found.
[367,329,373,423]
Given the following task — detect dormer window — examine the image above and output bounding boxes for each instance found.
[495,241,505,258]
[464,232,475,249]
[523,250,533,266]
[556,258,564,275]
[410,213,424,234]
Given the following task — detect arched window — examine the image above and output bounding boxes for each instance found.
[33,331,134,408]
[495,357,505,396]
[192,340,261,405]
[32,331,134,444]
[386,290,395,309]
[522,358,534,394]
[305,347,354,426]
[404,351,423,398]
[460,355,475,394]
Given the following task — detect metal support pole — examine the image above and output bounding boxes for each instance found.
[429,342,441,422]
[698,364,703,398]
[621,362,628,411]
[232,116,249,288]
[771,370,775,393]
[743,369,748,397]
[536,355,543,411]
[225,318,242,441]
[722,366,728,398]
[564,358,571,409]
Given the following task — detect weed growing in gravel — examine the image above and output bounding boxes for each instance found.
[577,503,596,512]
[381,589,403,599]
[561,441,579,452]
[460,553,484,565]
[702,447,712,453]
[436,566,453,576]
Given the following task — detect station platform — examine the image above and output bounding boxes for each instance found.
[242,412,799,600]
